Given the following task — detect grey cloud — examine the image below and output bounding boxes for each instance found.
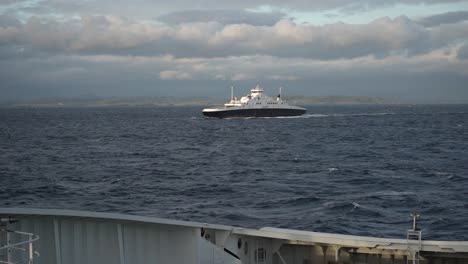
[0,15,444,60]
[2,1,467,103]
[0,14,21,27]
[269,16,431,59]
[429,22,468,49]
[157,10,286,26]
[335,2,371,15]
[0,0,27,5]
[418,11,468,27]
[458,43,468,59]
[333,1,465,15]
[13,0,468,19]
[1,52,467,102]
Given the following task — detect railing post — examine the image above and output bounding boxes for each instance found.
[7,231,11,264]
[407,214,422,264]
[29,234,33,264]
[1,226,39,264]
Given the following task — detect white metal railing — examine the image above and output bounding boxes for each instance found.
[407,229,422,264]
[0,228,40,264]
[406,214,422,264]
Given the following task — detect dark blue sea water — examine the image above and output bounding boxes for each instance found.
[1,105,467,240]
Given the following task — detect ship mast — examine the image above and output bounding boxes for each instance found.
[277,86,282,101]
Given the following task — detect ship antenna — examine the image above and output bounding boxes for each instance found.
[231,86,234,100]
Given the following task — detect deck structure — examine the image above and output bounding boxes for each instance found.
[1,208,467,264]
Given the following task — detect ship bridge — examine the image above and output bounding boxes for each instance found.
[250,85,264,98]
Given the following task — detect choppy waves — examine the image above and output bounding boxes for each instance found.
[1,105,468,240]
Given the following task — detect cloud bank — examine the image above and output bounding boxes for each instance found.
[18,0,468,18]
[418,10,468,27]
[1,1,468,102]
[1,14,465,60]
[157,10,287,26]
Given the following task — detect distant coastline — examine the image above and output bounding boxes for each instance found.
[3,96,468,108]
[0,96,402,108]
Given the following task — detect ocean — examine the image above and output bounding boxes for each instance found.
[1,104,467,240]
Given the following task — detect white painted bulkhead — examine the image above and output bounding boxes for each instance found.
[1,208,468,264]
[1,211,240,264]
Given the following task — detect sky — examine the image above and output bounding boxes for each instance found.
[1,0,468,103]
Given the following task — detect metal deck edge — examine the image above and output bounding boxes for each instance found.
[1,207,467,253]
[0,207,233,231]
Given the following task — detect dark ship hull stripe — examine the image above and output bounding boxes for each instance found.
[203,108,306,118]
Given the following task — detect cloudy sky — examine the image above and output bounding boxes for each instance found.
[1,0,468,103]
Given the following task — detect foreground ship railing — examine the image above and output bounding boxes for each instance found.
[0,218,40,264]
[1,208,467,264]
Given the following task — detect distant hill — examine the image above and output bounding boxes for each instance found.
[0,95,397,108]
[0,96,223,108]
[284,96,398,105]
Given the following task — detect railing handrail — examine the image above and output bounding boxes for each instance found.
[0,228,40,264]
[0,229,39,250]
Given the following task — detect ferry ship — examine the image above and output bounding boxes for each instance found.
[202,85,306,118]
